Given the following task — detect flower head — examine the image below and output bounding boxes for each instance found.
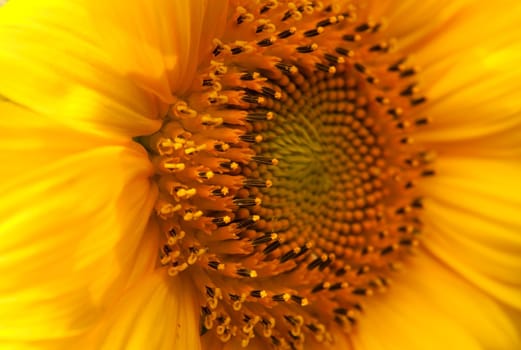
[0,0,520,349]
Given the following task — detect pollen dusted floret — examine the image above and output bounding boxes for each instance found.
[140,1,432,349]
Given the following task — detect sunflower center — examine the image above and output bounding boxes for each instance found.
[139,2,434,349]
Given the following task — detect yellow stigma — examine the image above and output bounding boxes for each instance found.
[138,1,433,349]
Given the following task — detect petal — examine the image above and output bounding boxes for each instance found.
[370,0,473,51]
[0,146,158,342]
[0,98,106,177]
[420,156,521,309]
[416,40,521,144]
[0,0,163,140]
[353,252,520,350]
[404,1,521,144]
[370,1,521,145]
[88,271,201,350]
[89,0,229,98]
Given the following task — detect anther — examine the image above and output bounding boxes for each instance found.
[411,198,424,209]
[211,187,229,197]
[212,45,223,57]
[202,79,214,87]
[355,23,371,32]
[252,156,278,165]
[198,171,214,180]
[335,47,353,57]
[184,210,203,221]
[324,53,344,65]
[257,37,276,47]
[252,233,278,246]
[272,293,291,302]
[162,159,185,172]
[296,43,318,53]
[236,215,260,228]
[214,143,230,152]
[208,261,225,270]
[233,197,262,207]
[275,62,298,74]
[366,76,378,84]
[343,34,361,42]
[329,282,348,291]
[231,46,245,55]
[400,238,418,247]
[237,14,246,24]
[335,267,348,276]
[263,240,281,254]
[260,5,271,14]
[271,336,282,346]
[236,7,254,25]
[284,315,303,326]
[396,121,411,129]
[387,108,403,118]
[415,117,431,126]
[240,72,259,81]
[246,111,275,122]
[277,27,296,38]
[400,136,413,144]
[304,27,324,37]
[240,134,263,143]
[380,245,396,255]
[206,286,216,298]
[388,57,407,72]
[261,86,281,99]
[369,42,389,52]
[256,24,266,33]
[316,16,338,27]
[212,215,232,226]
[421,169,436,177]
[243,178,272,188]
[316,63,336,74]
[279,249,298,263]
[241,94,265,104]
[281,10,293,21]
[173,101,197,118]
[220,161,239,170]
[375,96,390,104]
[319,256,333,270]
[352,288,371,296]
[311,282,329,293]
[354,63,366,74]
[250,290,267,298]
[236,268,258,278]
[400,68,417,78]
[411,96,427,106]
[307,255,327,270]
[372,22,383,32]
[400,83,418,96]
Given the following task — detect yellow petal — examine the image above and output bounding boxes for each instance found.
[404,1,521,143]
[88,0,229,98]
[0,99,109,177]
[370,1,521,145]
[0,0,163,141]
[370,0,473,51]
[353,252,520,350]
[416,40,521,144]
[87,271,200,350]
[420,156,521,309]
[0,146,157,342]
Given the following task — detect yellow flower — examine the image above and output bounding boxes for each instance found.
[0,0,520,349]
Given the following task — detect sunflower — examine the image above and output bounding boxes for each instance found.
[0,0,520,349]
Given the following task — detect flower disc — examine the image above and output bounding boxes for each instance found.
[140,1,433,348]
